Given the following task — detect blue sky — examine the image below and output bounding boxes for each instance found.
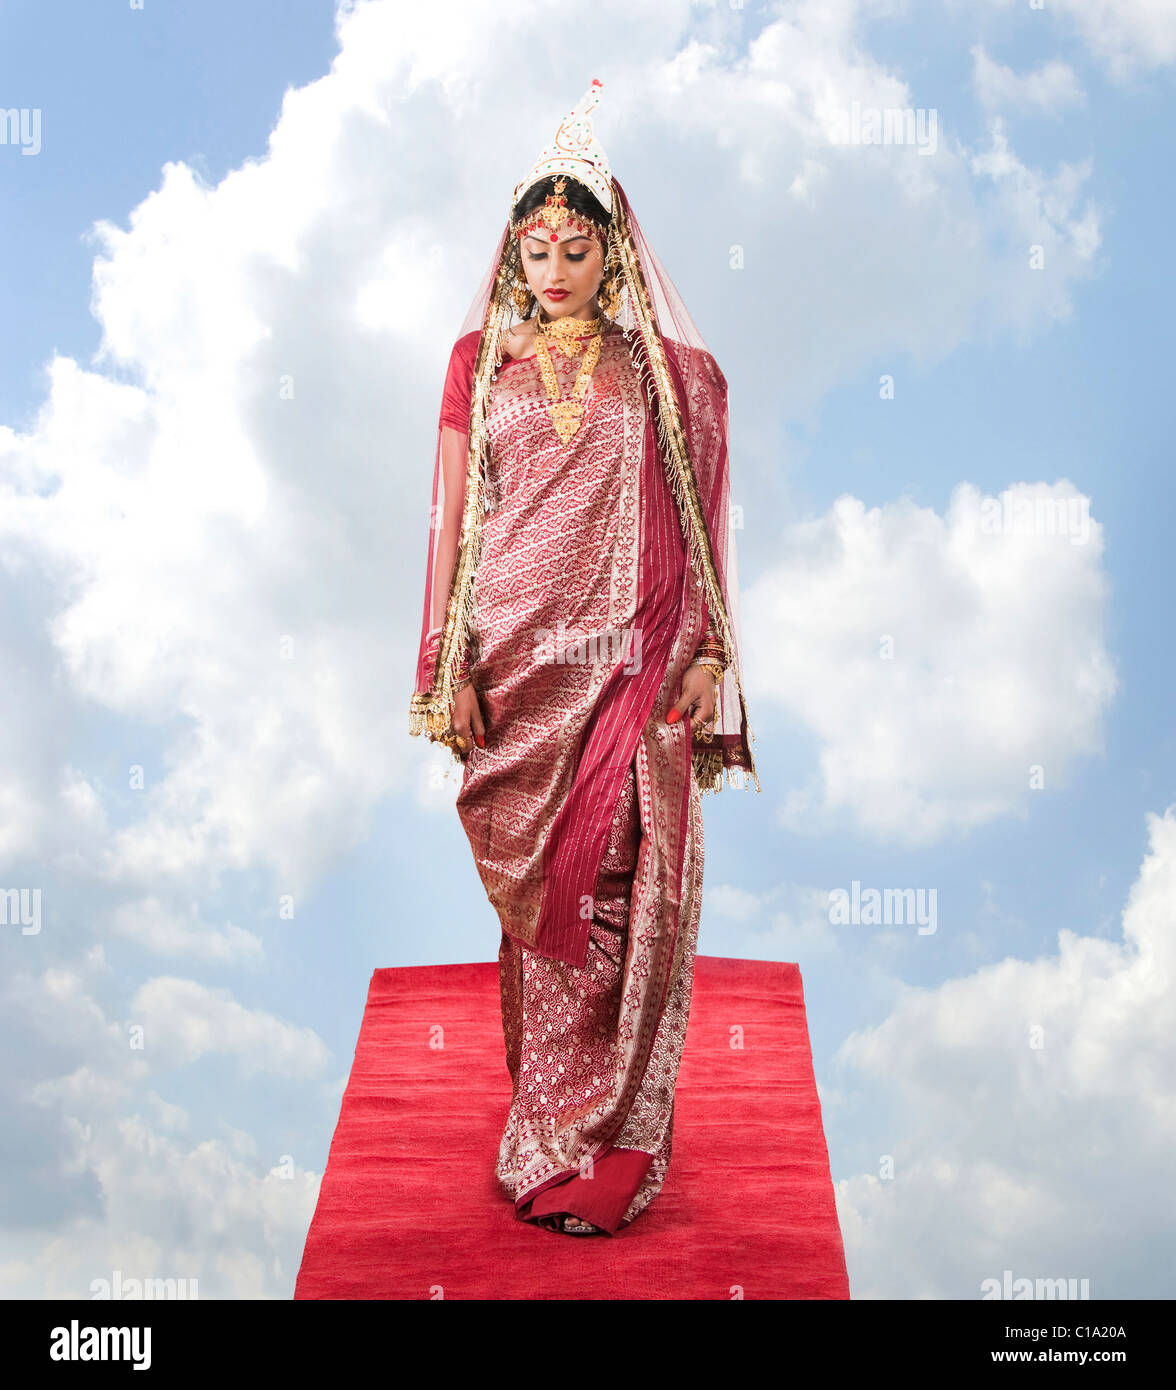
[2,0,1173,1298]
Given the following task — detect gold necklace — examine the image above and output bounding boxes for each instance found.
[538,313,602,357]
[534,314,603,444]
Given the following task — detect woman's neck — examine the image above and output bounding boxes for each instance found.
[538,302,600,325]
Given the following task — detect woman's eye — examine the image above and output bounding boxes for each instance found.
[566,252,587,262]
[526,252,547,262]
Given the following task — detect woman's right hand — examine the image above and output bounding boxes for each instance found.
[451,682,486,754]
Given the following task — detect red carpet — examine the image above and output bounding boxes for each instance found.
[295,955,849,1300]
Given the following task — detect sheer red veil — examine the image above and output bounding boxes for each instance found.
[409,177,759,793]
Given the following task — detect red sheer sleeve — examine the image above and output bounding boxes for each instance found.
[415,333,480,694]
[439,333,477,432]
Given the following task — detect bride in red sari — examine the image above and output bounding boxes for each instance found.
[410,80,759,1235]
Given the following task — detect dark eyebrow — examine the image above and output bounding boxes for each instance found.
[524,233,592,246]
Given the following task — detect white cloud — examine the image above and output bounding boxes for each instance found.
[706,883,767,924]
[980,0,1176,79]
[0,959,328,1297]
[832,805,1176,1298]
[129,977,330,1079]
[15,1117,321,1300]
[110,897,263,962]
[972,46,1085,114]
[746,482,1117,844]
[707,880,844,957]
[968,119,1102,329]
[625,3,1101,410]
[1046,0,1176,79]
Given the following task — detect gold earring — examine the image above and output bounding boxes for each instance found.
[596,239,622,320]
[598,266,622,319]
[512,274,533,316]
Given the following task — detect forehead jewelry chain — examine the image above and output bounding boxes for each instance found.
[534,315,603,443]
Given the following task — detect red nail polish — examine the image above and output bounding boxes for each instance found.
[666,708,681,724]
[475,733,485,748]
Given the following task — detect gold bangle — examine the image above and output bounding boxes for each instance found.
[692,659,724,686]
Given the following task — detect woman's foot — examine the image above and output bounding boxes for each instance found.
[559,1213,604,1235]
[536,1211,604,1235]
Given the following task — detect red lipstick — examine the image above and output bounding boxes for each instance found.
[544,289,570,300]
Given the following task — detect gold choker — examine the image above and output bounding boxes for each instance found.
[536,313,602,358]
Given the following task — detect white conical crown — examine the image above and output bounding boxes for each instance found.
[511,78,613,218]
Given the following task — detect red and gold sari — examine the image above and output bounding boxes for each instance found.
[410,180,758,1233]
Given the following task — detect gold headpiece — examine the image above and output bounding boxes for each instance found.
[542,177,571,231]
[511,174,608,245]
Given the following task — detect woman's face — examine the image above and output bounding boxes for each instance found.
[520,225,605,320]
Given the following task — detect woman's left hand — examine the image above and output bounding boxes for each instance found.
[667,664,717,727]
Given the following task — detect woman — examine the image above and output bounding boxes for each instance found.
[410,81,759,1235]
